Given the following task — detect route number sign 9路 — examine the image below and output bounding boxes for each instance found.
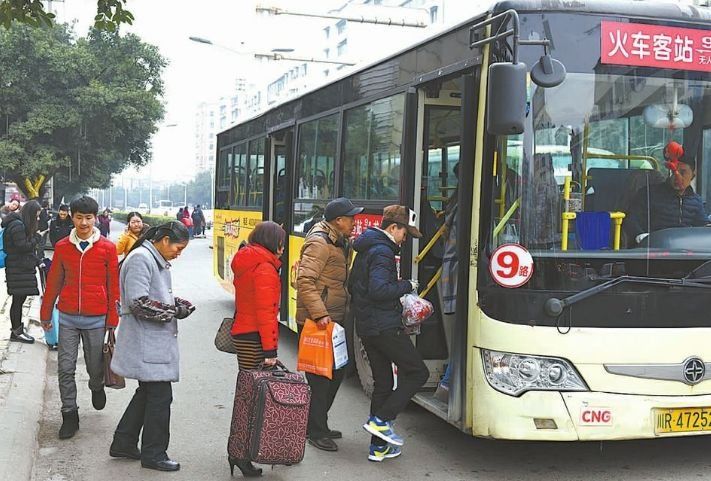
[489,244,534,288]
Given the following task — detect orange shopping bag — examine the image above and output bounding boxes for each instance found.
[297,319,334,379]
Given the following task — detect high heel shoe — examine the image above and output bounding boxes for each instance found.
[228,456,262,477]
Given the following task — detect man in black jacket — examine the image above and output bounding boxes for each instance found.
[38,200,51,249]
[626,154,708,244]
[49,204,73,247]
[349,205,429,463]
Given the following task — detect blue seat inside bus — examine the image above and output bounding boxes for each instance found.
[575,211,611,250]
[579,168,665,249]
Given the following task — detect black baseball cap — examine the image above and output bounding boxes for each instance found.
[324,197,364,221]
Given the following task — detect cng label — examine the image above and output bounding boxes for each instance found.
[580,408,613,426]
[489,244,534,288]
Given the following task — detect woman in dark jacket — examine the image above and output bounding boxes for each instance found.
[191,205,206,237]
[97,209,111,237]
[1,200,42,343]
[228,220,285,477]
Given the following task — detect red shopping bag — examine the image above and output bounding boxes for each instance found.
[297,319,334,379]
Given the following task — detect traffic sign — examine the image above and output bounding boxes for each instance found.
[489,244,534,288]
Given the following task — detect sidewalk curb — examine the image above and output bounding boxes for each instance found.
[0,326,48,481]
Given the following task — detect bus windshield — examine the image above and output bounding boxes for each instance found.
[492,71,711,260]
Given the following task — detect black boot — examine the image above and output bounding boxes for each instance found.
[92,388,106,410]
[228,457,262,477]
[59,410,79,439]
[10,326,34,344]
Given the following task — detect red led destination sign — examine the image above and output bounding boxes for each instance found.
[601,20,711,73]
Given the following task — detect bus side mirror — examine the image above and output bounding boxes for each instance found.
[487,62,527,136]
[530,54,566,88]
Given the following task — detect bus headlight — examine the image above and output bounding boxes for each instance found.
[481,349,588,397]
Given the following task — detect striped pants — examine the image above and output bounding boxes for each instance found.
[231,333,265,371]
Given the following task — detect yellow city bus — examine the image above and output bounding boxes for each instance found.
[214,0,711,440]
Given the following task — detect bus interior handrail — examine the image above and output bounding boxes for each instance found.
[493,197,521,238]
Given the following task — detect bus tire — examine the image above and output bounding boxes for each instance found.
[353,327,374,398]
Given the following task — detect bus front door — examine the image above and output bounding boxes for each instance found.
[267,129,293,326]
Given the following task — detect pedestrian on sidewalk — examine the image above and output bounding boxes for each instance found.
[110,221,194,472]
[0,193,21,219]
[39,196,120,440]
[38,199,51,249]
[296,197,363,452]
[348,205,429,462]
[116,211,147,257]
[97,208,111,237]
[49,204,73,247]
[191,205,206,238]
[228,220,285,477]
[1,199,42,344]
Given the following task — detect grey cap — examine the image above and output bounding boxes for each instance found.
[324,197,364,221]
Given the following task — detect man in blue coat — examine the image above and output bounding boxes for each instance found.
[349,205,429,462]
[626,152,708,245]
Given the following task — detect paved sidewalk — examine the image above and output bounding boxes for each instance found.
[0,269,50,481]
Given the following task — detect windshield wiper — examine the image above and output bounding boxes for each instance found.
[544,275,711,317]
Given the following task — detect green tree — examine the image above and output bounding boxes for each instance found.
[0,0,133,31]
[0,23,165,201]
[163,170,213,209]
[187,170,213,208]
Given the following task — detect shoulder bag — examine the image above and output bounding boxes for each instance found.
[215,317,237,354]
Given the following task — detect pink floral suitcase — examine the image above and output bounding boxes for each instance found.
[228,363,310,465]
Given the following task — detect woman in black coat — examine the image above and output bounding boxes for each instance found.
[1,200,41,343]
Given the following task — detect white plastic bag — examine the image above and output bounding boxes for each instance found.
[332,323,348,370]
[400,293,434,332]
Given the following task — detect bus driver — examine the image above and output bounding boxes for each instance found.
[626,141,708,245]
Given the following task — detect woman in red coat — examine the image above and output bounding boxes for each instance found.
[229,220,285,477]
[230,221,285,368]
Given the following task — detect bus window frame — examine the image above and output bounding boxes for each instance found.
[221,134,267,213]
[247,136,266,209]
[292,110,341,235]
[230,141,247,209]
[422,104,462,212]
[341,92,407,203]
[216,146,233,210]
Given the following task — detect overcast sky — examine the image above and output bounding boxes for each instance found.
[57,0,342,181]
[55,0,701,183]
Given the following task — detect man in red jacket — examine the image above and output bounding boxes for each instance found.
[40,196,120,440]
